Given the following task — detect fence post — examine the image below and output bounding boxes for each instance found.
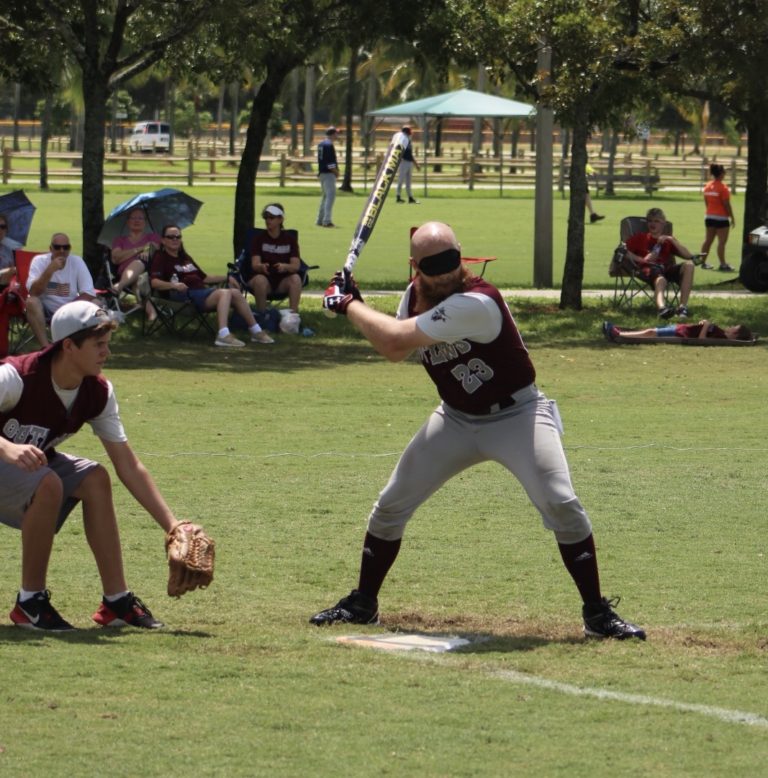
[730,158,738,194]
[187,142,194,186]
[2,147,10,184]
[280,152,287,187]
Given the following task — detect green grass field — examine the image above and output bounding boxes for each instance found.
[2,186,766,776]
[8,183,743,292]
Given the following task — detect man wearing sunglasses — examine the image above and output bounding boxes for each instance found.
[312,221,646,642]
[26,233,98,348]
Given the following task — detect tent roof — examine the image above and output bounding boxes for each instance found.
[367,88,535,119]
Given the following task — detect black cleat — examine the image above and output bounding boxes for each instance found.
[92,592,164,629]
[583,597,646,640]
[10,590,75,632]
[310,589,379,626]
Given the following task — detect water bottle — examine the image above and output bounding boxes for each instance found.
[171,273,179,284]
[301,327,315,337]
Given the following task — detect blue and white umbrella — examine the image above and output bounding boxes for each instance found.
[0,189,36,245]
[97,188,204,246]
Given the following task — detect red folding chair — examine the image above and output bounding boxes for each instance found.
[408,226,496,279]
[0,249,38,356]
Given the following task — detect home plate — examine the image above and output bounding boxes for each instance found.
[337,633,472,653]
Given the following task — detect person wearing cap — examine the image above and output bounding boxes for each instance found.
[395,126,420,204]
[25,233,99,349]
[0,300,180,631]
[244,203,303,315]
[317,126,339,228]
[311,221,646,643]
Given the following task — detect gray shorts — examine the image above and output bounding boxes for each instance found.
[0,453,99,531]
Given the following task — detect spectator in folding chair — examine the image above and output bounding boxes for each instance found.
[149,224,274,348]
[25,234,101,349]
[0,213,22,287]
[109,207,161,319]
[235,203,304,317]
[0,216,26,357]
[623,207,697,320]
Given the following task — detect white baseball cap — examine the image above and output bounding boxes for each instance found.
[51,300,111,342]
[263,205,285,217]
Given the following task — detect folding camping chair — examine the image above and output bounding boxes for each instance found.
[609,216,681,310]
[228,227,318,307]
[142,283,217,338]
[95,248,148,320]
[1,249,37,355]
[408,226,497,280]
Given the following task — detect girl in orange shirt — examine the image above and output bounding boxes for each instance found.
[701,163,736,271]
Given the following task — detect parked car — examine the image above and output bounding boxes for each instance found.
[130,121,171,152]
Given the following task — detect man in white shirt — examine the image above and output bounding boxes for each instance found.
[26,233,98,348]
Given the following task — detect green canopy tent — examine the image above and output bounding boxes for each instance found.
[367,88,536,196]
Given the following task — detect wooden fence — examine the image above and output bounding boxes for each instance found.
[0,143,749,194]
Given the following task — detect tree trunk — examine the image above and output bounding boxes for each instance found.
[229,81,239,156]
[289,68,300,154]
[742,110,768,250]
[234,63,291,257]
[39,94,52,191]
[560,119,589,310]
[340,47,359,192]
[80,72,110,273]
[303,64,315,159]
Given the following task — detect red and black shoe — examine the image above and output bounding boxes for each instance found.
[10,590,75,632]
[92,592,164,630]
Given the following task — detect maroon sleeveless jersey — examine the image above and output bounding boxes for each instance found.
[411,279,536,414]
[0,347,109,453]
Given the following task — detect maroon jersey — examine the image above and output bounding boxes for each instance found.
[0,348,109,454]
[149,249,208,290]
[674,323,727,338]
[409,278,536,415]
[250,230,299,283]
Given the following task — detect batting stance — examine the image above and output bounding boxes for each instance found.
[311,222,645,640]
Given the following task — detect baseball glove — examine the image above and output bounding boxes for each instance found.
[165,521,215,597]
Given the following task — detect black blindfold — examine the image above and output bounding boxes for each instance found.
[417,248,461,276]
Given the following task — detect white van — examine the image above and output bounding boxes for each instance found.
[130,121,171,152]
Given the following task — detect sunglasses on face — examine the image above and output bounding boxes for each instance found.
[52,243,71,250]
[164,234,182,239]
[0,224,7,229]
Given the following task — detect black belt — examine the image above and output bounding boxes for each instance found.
[487,384,537,414]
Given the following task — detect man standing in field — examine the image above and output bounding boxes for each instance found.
[311,222,645,640]
[316,127,339,228]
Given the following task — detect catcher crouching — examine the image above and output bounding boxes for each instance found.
[0,301,215,631]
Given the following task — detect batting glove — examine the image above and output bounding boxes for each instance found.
[335,270,364,302]
[323,278,355,315]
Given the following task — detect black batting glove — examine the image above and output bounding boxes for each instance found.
[334,270,364,302]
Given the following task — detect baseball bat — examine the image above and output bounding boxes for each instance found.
[343,130,408,273]
[324,131,408,317]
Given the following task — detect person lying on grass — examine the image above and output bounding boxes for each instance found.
[603,320,753,342]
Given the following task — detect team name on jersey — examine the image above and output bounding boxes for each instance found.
[420,339,472,366]
[2,418,50,448]
[261,243,292,255]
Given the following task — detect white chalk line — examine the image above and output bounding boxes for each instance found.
[400,653,768,730]
[488,668,768,729]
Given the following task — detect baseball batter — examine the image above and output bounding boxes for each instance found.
[312,221,645,640]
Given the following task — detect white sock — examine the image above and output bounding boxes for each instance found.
[218,327,230,338]
[19,588,43,602]
[249,323,263,335]
[104,591,129,603]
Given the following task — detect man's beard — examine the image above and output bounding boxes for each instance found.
[413,266,471,310]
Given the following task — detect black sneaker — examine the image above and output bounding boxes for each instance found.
[396,196,405,203]
[658,306,675,320]
[92,592,164,629]
[590,213,605,223]
[408,197,420,204]
[310,589,379,626]
[677,305,689,318]
[583,597,646,640]
[10,590,75,631]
